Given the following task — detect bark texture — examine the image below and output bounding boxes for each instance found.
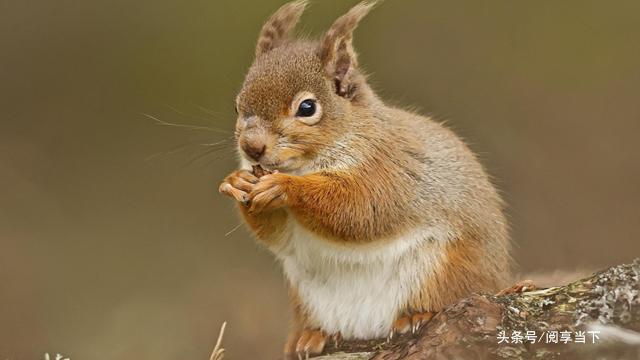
[315,260,640,360]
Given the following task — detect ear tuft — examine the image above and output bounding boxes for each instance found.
[318,1,376,97]
[255,0,309,57]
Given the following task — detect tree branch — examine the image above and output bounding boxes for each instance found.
[316,260,640,360]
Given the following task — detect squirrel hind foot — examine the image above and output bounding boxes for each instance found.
[496,279,537,296]
[284,329,327,359]
[388,311,435,341]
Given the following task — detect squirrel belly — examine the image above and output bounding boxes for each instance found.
[277,219,452,339]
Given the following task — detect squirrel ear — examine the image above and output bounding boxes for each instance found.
[255,0,308,57]
[318,2,375,98]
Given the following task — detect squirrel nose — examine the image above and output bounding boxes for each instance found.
[242,142,266,161]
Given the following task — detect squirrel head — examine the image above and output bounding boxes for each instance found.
[235,0,376,172]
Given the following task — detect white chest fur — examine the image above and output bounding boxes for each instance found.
[276,220,450,339]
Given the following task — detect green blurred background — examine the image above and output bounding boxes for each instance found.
[1,0,639,359]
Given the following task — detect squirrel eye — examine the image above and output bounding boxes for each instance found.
[296,99,316,117]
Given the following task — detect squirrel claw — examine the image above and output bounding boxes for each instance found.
[411,312,434,333]
[497,280,536,296]
[390,311,435,340]
[248,173,289,213]
[293,329,326,359]
[218,182,248,204]
[219,169,259,205]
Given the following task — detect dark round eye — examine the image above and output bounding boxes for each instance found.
[296,99,316,117]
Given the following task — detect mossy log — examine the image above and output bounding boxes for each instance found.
[315,260,640,360]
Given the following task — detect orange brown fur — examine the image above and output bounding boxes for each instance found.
[219,1,512,357]
[237,205,288,246]
[408,234,510,313]
[282,161,413,243]
[283,286,309,354]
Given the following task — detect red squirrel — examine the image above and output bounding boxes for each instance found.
[219,1,511,357]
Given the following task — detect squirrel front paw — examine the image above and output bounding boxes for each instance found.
[219,169,259,205]
[248,172,291,213]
